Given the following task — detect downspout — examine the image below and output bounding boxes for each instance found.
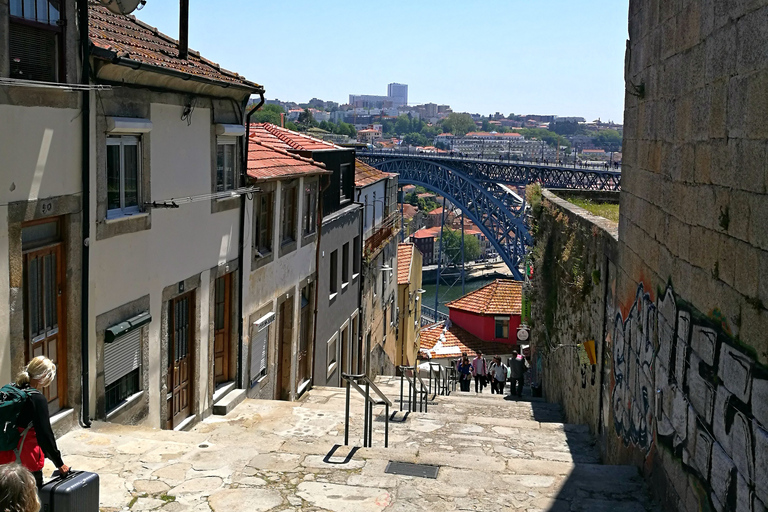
[237,92,265,387]
[312,176,330,385]
[355,189,365,376]
[78,0,91,428]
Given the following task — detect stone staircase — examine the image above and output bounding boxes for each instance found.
[50,376,660,512]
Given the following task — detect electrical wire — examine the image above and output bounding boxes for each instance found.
[0,78,111,91]
[144,186,258,208]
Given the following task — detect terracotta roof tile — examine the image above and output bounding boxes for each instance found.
[401,204,418,219]
[251,123,341,152]
[88,1,261,90]
[397,243,415,285]
[412,227,441,239]
[355,160,393,187]
[419,321,516,360]
[445,279,523,315]
[246,141,329,181]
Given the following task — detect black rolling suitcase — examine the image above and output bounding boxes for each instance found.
[39,470,99,512]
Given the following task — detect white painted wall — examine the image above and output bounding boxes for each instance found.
[0,105,82,205]
[358,179,387,238]
[88,103,241,424]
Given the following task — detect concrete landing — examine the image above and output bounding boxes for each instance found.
[47,379,660,512]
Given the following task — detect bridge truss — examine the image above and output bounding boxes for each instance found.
[357,151,621,281]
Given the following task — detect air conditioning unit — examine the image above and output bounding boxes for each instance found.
[99,0,146,15]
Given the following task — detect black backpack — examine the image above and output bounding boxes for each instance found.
[0,384,32,457]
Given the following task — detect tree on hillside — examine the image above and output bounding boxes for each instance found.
[297,108,316,127]
[403,132,428,147]
[549,120,585,136]
[593,129,622,148]
[250,103,285,125]
[441,227,482,262]
[441,113,476,136]
[394,115,411,135]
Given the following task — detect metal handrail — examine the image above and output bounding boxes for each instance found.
[428,362,451,399]
[397,365,429,413]
[341,373,391,448]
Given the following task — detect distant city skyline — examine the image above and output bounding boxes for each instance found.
[134,0,630,122]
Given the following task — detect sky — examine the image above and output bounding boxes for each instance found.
[134,0,630,123]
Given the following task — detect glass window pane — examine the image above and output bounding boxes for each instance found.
[43,253,53,330]
[23,0,35,19]
[216,145,225,192]
[21,221,58,249]
[36,0,48,23]
[107,144,121,211]
[123,143,139,208]
[48,0,59,23]
[226,144,236,190]
[10,0,22,16]
[28,257,40,336]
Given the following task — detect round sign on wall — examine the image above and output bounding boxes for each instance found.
[517,328,530,342]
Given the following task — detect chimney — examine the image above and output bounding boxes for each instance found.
[179,0,189,60]
[280,112,285,128]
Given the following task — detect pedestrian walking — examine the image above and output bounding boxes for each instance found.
[0,356,70,489]
[457,355,472,392]
[471,351,488,393]
[508,350,529,398]
[489,356,507,395]
[0,464,40,512]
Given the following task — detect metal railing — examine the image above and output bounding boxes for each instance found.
[427,362,452,399]
[398,366,429,413]
[341,373,392,448]
[420,305,449,325]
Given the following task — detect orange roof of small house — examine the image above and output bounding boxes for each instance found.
[355,160,393,187]
[246,141,329,181]
[250,123,342,152]
[401,204,418,219]
[412,227,441,239]
[397,243,415,285]
[419,321,517,359]
[88,1,261,91]
[445,279,523,315]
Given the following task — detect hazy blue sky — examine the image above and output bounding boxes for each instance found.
[135,0,630,122]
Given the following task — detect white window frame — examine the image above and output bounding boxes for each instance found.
[216,137,238,193]
[327,333,338,378]
[106,135,142,219]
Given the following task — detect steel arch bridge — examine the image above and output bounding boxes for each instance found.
[357,151,621,281]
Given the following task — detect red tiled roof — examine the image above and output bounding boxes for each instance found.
[397,243,415,285]
[419,321,516,360]
[412,227,441,239]
[355,160,393,187]
[417,193,435,199]
[88,1,261,91]
[401,204,418,219]
[252,123,341,152]
[446,279,523,315]
[246,141,329,181]
[428,207,444,215]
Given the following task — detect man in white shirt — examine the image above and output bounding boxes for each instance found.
[489,356,507,394]
[471,351,488,393]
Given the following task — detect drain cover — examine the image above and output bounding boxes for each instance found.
[385,461,439,479]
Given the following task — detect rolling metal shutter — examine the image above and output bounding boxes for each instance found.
[250,312,274,387]
[9,22,58,82]
[104,328,141,386]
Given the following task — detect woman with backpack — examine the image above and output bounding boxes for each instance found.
[0,356,69,489]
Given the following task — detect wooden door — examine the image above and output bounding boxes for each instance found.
[168,292,194,429]
[213,274,231,385]
[23,241,66,412]
[297,285,312,386]
[275,299,293,400]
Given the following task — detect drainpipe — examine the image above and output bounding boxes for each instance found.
[237,92,265,387]
[355,189,365,376]
[179,0,189,60]
[78,0,91,428]
[312,176,330,385]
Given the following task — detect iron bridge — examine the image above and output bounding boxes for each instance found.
[357,151,621,281]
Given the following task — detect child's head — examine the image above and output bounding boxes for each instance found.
[0,464,40,512]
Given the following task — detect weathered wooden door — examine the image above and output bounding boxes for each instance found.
[213,274,231,385]
[168,292,194,429]
[275,299,293,400]
[22,219,66,413]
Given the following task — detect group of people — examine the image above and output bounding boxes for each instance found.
[455,350,529,397]
[0,356,70,512]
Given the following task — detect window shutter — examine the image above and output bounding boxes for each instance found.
[9,22,57,82]
[104,328,142,386]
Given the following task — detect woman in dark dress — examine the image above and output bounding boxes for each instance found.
[0,356,70,489]
[457,355,472,392]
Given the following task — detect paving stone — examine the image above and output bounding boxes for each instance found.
[296,482,393,512]
[208,488,283,511]
[131,497,166,511]
[133,479,172,494]
[167,476,223,496]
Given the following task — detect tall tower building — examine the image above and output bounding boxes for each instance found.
[387,83,408,107]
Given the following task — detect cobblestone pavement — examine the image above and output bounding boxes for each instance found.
[47,377,660,511]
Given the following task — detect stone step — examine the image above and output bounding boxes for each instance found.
[212,389,246,415]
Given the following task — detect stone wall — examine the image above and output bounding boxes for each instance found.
[530,189,618,436]
[533,2,768,511]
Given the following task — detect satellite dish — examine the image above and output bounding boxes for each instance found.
[99,0,146,15]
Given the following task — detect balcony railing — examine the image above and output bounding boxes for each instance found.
[364,211,400,261]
